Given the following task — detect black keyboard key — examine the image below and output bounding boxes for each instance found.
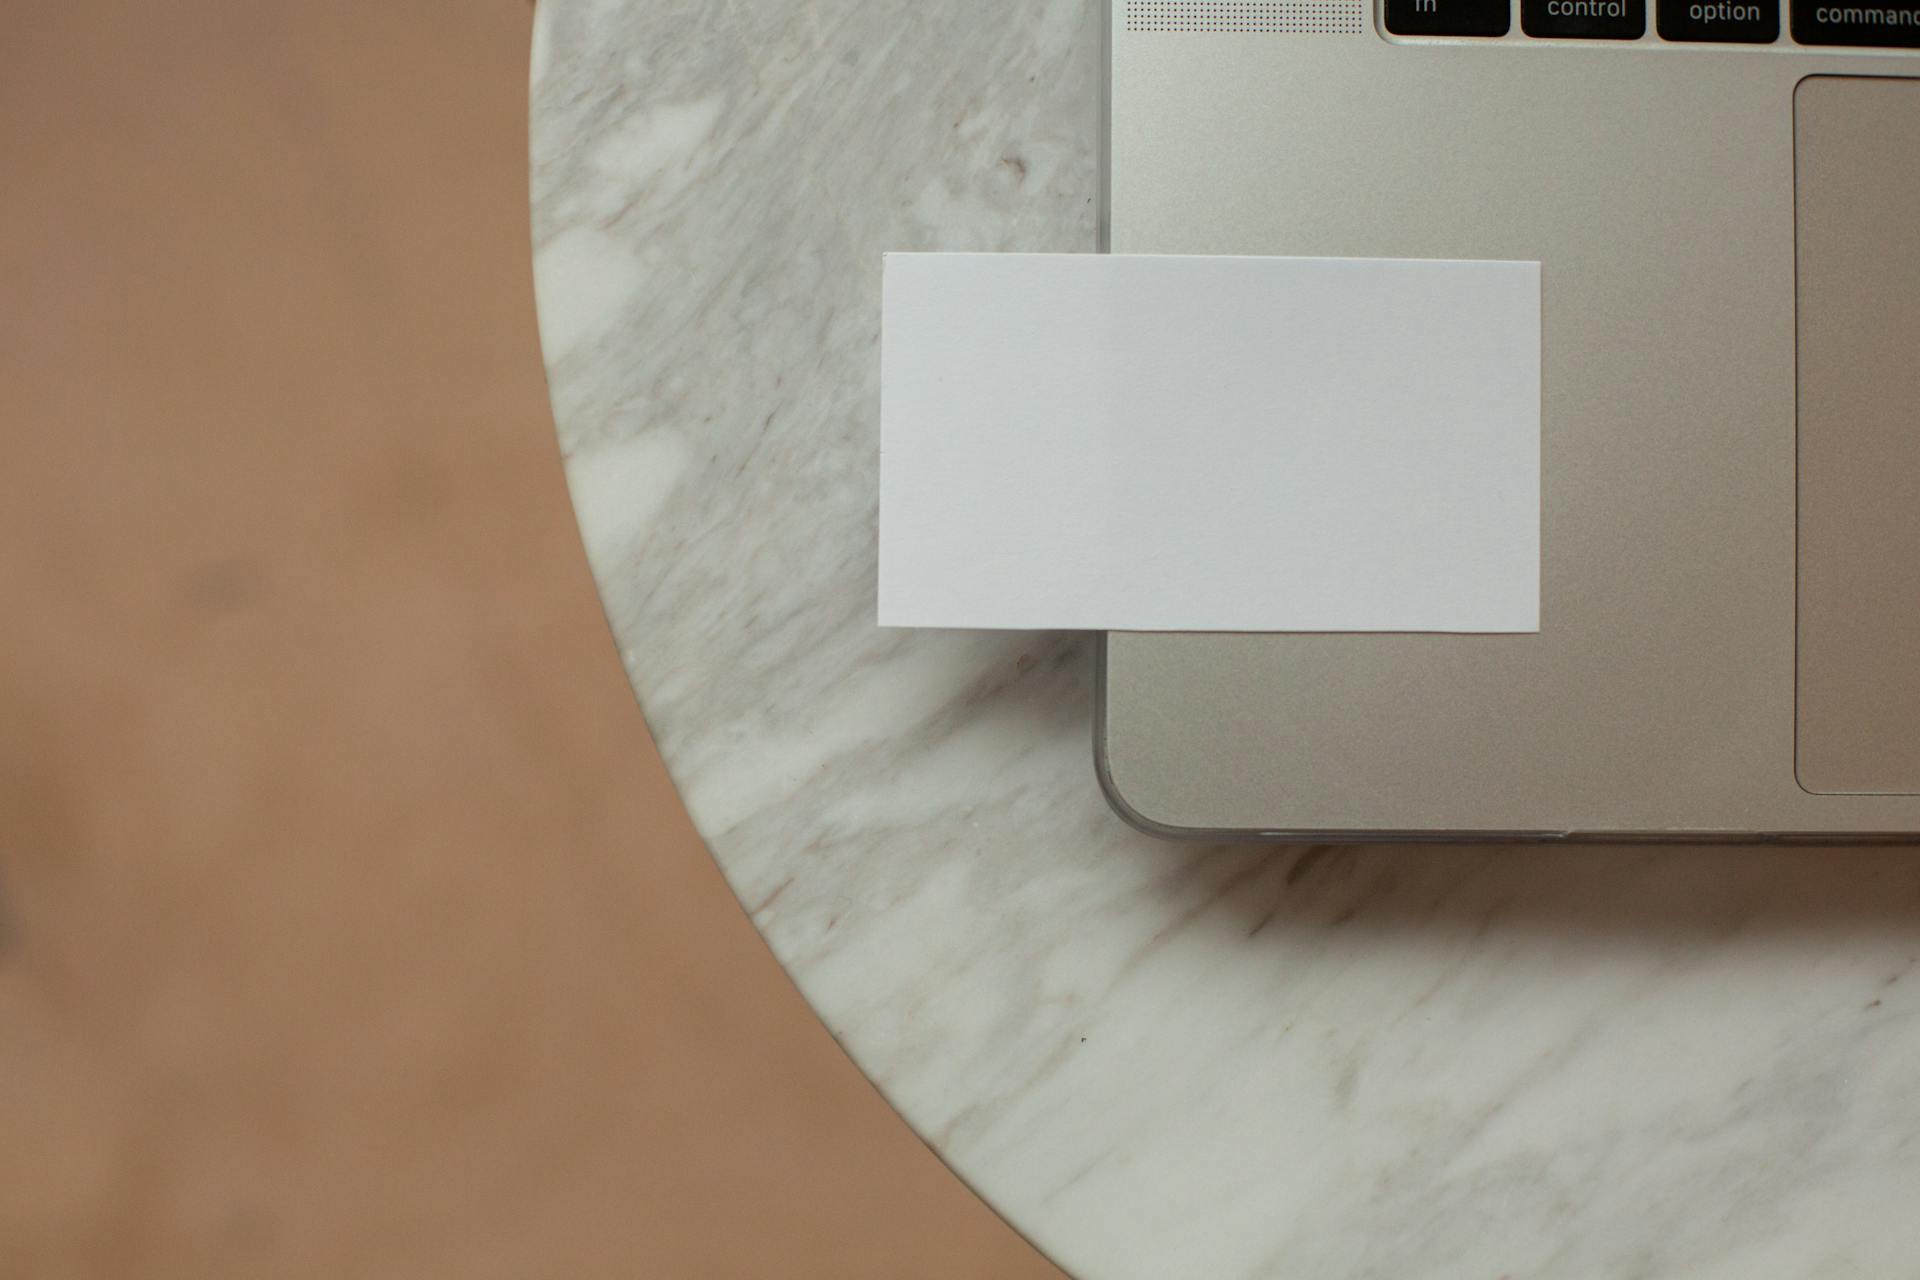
[1792,0,1920,45]
[1386,0,1512,36]
[1658,0,1780,38]
[1523,0,1647,36]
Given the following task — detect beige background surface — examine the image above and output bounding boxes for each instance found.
[0,3,1059,1274]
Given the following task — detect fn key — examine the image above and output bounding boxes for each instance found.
[1386,0,1512,35]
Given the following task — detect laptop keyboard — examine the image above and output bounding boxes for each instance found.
[1384,0,1920,43]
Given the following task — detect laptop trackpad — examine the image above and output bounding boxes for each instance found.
[1796,76,1920,795]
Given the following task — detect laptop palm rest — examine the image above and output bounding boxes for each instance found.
[1795,75,1920,795]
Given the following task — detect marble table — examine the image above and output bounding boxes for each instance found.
[530,3,1920,1275]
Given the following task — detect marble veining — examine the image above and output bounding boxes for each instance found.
[531,3,1920,1275]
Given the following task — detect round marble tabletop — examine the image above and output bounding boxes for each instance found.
[530,4,1920,1275]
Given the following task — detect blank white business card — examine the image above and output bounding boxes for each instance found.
[879,252,1540,632]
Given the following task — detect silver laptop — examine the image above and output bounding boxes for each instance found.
[1097,0,1920,839]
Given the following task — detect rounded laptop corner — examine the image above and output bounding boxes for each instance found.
[1094,733,1210,840]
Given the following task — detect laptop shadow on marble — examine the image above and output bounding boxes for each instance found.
[1168,840,1920,942]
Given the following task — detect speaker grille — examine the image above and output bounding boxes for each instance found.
[1123,0,1366,32]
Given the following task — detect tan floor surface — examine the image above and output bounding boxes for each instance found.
[0,4,1061,1275]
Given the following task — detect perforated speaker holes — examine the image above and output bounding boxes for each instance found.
[1123,0,1368,34]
